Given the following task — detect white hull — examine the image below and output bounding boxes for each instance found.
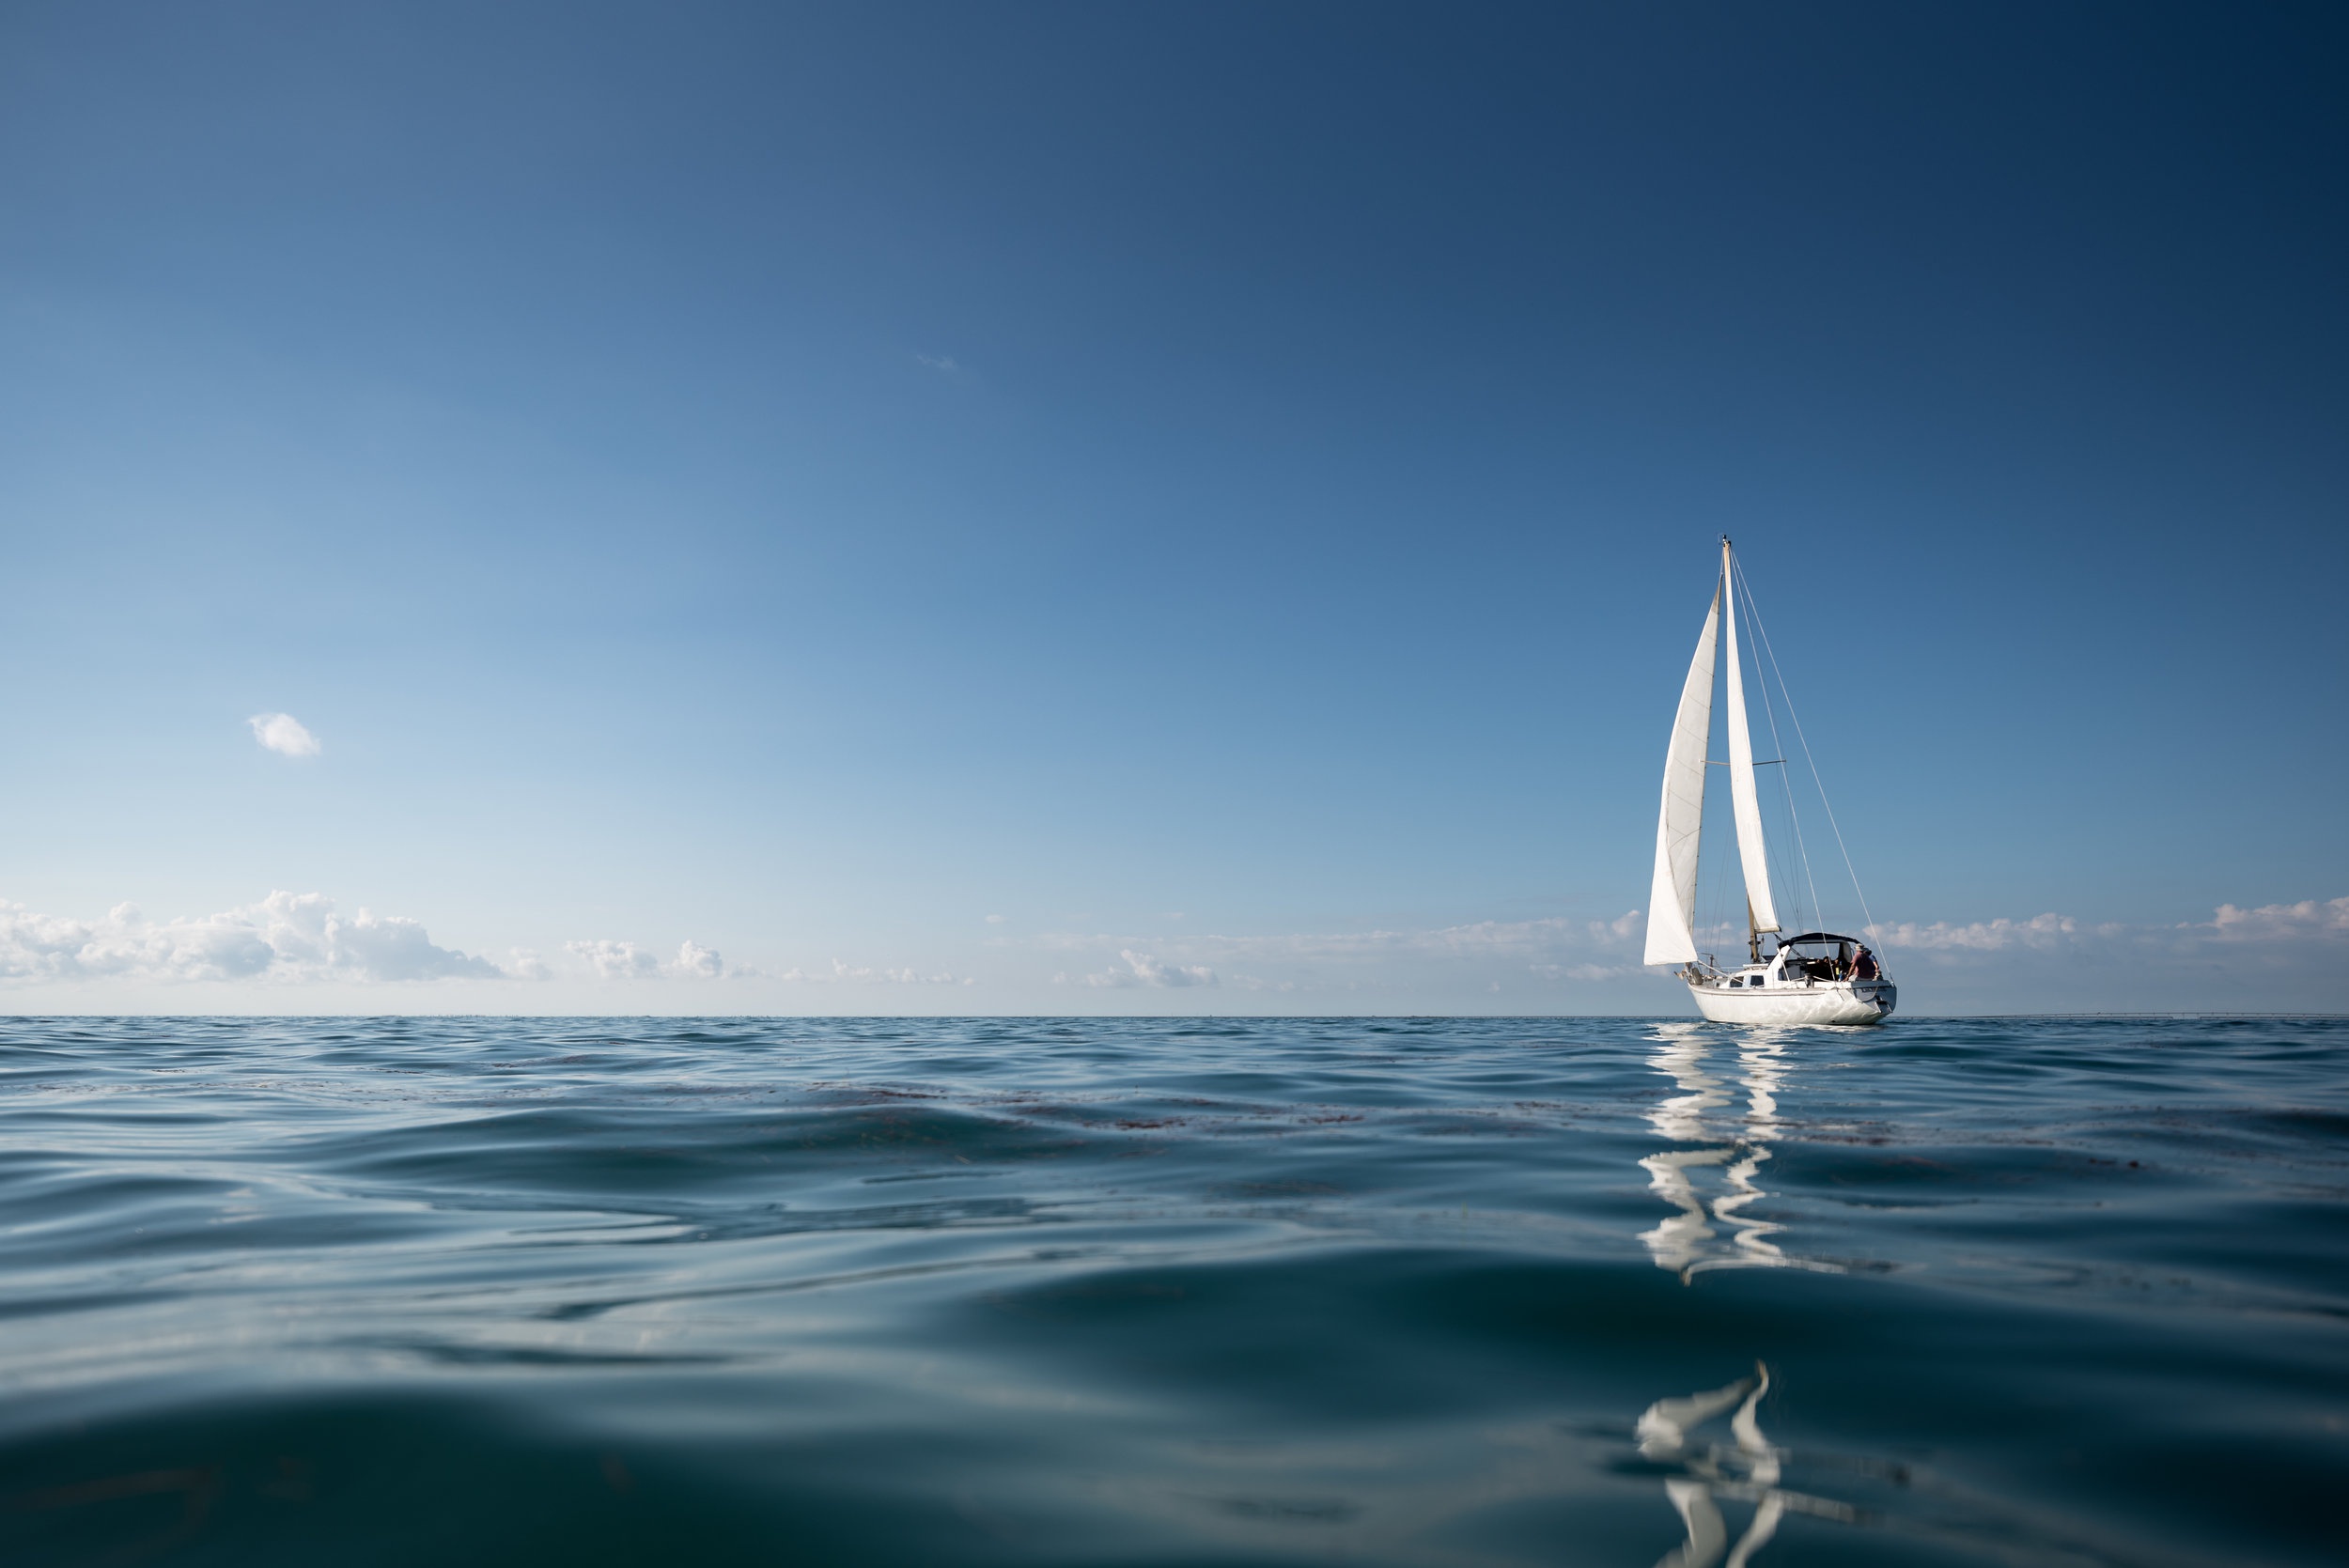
[1688,979,1896,1026]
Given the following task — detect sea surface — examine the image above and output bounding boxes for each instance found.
[0,1017,2342,1567]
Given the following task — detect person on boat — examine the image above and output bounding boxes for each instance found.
[1851,946,1879,981]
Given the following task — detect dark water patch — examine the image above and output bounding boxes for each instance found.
[315,1102,1103,1199]
[0,1389,1014,1568]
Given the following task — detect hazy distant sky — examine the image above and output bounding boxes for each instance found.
[2,2,2343,1014]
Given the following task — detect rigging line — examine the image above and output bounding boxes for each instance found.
[1732,559,1820,936]
[1734,556,1880,948]
[1765,723,1807,938]
[1738,556,1842,939]
[1785,784,1812,936]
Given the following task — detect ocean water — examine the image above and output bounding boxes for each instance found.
[1,1017,2342,1567]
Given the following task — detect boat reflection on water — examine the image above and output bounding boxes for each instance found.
[1636,1028,1856,1566]
[1637,1363,1858,1568]
[1639,1024,1839,1282]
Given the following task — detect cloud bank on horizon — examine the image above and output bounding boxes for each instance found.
[0,890,2339,1012]
[0,893,506,985]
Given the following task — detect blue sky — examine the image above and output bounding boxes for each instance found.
[2,2,2344,1014]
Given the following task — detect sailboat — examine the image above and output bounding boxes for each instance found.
[1643,539,1896,1025]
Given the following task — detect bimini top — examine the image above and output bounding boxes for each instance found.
[1774,932,1869,948]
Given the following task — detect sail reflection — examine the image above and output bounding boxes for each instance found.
[1639,1026,1836,1281]
[1637,1362,1857,1568]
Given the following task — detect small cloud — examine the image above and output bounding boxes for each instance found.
[1083,950,1216,989]
[914,352,961,374]
[1227,974,1299,993]
[1532,961,1634,982]
[774,959,968,986]
[330,904,506,980]
[566,939,728,980]
[568,939,662,980]
[986,913,1008,924]
[672,940,723,979]
[248,712,320,758]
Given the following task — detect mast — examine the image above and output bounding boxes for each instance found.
[1721,538,1781,959]
[1643,580,1720,967]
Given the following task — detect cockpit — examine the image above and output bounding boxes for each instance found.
[1764,933,1881,984]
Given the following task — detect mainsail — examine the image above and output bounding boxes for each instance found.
[1721,541,1781,935]
[1643,584,1720,966]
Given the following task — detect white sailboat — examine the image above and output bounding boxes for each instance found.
[1643,539,1896,1025]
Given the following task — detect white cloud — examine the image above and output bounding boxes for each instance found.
[0,891,504,984]
[2210,896,2349,938]
[774,959,972,986]
[1088,899,2348,974]
[1039,912,1643,969]
[1850,898,2349,1008]
[1876,898,2349,957]
[1018,895,2349,1011]
[1875,912,2086,951]
[1870,899,2349,960]
[248,712,320,758]
[1532,962,1635,982]
[567,939,661,979]
[573,952,976,986]
[986,913,1008,924]
[1078,950,1217,989]
[914,352,961,373]
[1026,913,1649,1001]
[566,939,730,981]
